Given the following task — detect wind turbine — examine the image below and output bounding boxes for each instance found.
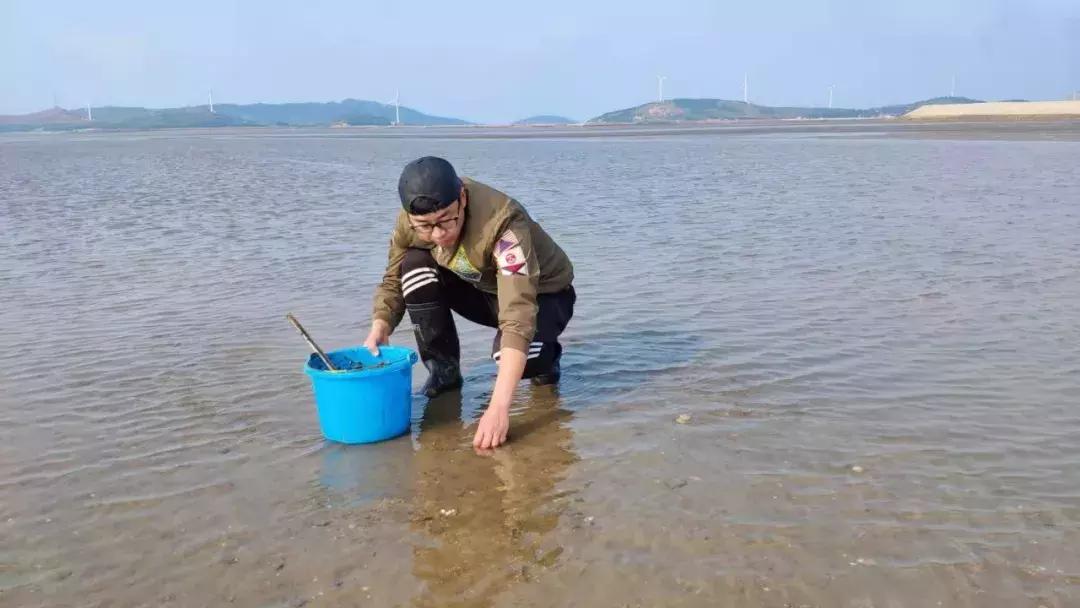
[86,102,92,121]
[828,85,835,109]
[657,76,666,103]
[385,90,401,125]
[743,73,749,104]
[209,89,215,113]
[950,75,956,97]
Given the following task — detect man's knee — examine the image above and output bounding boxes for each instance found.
[401,248,440,303]
[401,247,437,273]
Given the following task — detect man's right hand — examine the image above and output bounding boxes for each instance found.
[364,319,391,356]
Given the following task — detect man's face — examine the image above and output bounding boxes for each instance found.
[408,189,467,248]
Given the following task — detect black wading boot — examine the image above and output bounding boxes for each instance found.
[407,302,463,398]
[530,348,562,386]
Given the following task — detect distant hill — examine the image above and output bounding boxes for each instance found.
[0,106,253,131]
[587,97,982,123]
[340,114,393,126]
[214,98,467,126]
[513,115,577,125]
[90,106,250,128]
[0,107,87,125]
[0,99,470,132]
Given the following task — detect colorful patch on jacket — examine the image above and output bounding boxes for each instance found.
[448,244,482,282]
[495,230,529,276]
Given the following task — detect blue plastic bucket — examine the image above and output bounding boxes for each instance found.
[303,345,419,444]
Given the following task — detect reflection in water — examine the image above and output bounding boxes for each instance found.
[318,432,416,507]
[409,387,578,608]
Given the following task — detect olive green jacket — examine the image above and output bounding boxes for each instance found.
[372,177,574,354]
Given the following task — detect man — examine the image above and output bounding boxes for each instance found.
[364,157,576,449]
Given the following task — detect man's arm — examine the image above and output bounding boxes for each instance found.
[473,217,540,449]
[473,347,525,449]
[367,214,410,353]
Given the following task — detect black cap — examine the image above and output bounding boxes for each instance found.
[398,156,462,214]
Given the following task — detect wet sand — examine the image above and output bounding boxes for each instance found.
[2,122,1079,607]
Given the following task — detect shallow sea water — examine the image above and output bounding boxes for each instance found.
[1,123,1079,607]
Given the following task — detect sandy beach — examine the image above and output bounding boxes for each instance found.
[905,100,1080,119]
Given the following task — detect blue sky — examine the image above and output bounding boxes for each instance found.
[2,0,1078,122]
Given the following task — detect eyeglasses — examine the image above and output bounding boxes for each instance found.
[410,215,460,235]
[409,203,461,235]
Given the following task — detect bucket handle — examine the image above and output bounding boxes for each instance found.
[409,351,418,365]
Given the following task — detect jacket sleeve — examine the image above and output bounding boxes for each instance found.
[371,215,410,331]
[492,216,540,354]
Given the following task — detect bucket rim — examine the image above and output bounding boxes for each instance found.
[303,345,418,379]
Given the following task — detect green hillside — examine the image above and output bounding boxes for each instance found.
[513,115,577,125]
[0,99,469,131]
[214,98,467,126]
[588,97,982,123]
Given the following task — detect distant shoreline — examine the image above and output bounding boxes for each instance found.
[6,98,1079,133]
[6,114,1080,138]
[5,118,1080,142]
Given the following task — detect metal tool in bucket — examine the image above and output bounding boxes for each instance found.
[286,313,339,371]
[287,313,418,444]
